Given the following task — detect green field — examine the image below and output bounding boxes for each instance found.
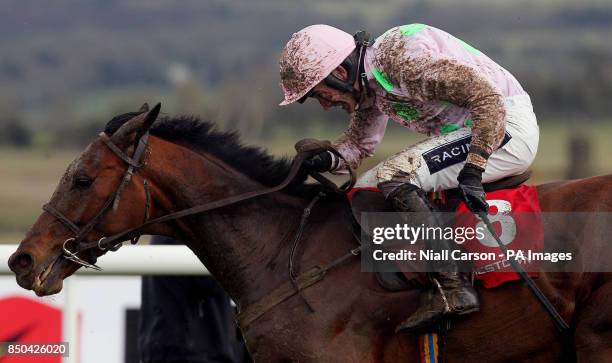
[0,148,80,243]
[264,121,612,182]
[2,122,611,243]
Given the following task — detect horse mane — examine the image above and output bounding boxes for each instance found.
[104,112,339,198]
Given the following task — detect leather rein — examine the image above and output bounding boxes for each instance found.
[43,132,152,270]
[42,132,356,278]
[40,131,570,334]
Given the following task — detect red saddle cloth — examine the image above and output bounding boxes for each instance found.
[348,185,544,288]
[454,185,543,288]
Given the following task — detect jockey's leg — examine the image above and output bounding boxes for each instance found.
[378,178,479,332]
[362,96,538,332]
[355,95,539,192]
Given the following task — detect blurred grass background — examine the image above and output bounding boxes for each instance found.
[2,121,611,243]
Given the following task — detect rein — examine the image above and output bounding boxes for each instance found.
[42,132,355,272]
[91,139,354,251]
[41,128,569,337]
[42,130,361,330]
[43,132,152,270]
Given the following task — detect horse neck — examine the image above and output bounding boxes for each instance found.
[143,137,334,305]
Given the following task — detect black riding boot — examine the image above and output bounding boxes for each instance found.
[382,183,480,332]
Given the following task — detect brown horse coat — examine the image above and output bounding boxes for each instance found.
[8,108,612,362]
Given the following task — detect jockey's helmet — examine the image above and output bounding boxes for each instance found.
[279,24,356,106]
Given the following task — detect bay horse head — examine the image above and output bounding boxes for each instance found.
[8,103,162,296]
[7,101,314,301]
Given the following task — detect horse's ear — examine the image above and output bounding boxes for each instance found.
[136,102,160,139]
[139,103,150,112]
[112,102,161,148]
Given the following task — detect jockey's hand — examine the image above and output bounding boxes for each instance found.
[457,163,489,214]
[303,151,333,173]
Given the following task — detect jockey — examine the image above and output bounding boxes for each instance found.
[278,24,539,332]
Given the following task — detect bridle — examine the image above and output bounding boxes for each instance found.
[40,123,571,334]
[43,131,152,270]
[40,124,364,331]
[41,126,355,272]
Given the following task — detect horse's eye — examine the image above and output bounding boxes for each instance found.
[74,176,93,188]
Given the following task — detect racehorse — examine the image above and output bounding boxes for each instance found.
[8,104,612,362]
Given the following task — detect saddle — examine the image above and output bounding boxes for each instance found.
[350,170,532,291]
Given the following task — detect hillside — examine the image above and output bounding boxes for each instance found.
[0,0,610,144]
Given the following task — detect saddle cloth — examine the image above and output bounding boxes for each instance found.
[348,180,543,289]
[454,185,542,287]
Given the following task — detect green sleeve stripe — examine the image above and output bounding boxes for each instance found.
[458,39,482,55]
[394,104,420,121]
[399,23,426,37]
[372,68,394,92]
[440,124,460,135]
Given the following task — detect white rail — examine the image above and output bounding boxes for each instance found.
[1,244,211,363]
[0,244,210,275]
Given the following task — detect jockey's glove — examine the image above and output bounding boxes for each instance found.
[457,163,489,214]
[303,150,334,173]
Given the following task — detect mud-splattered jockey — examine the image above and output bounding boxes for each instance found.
[278,24,539,332]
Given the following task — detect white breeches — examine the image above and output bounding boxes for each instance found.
[355,95,539,192]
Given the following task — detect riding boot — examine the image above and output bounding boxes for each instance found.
[380,182,480,333]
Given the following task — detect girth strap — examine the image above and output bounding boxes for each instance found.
[236,246,361,329]
[236,266,327,328]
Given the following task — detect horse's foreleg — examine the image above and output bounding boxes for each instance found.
[574,276,612,362]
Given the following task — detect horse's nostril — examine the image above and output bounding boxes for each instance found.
[8,252,34,275]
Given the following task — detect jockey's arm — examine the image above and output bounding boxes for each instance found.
[414,57,507,170]
[330,107,388,174]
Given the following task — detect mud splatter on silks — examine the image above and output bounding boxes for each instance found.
[331,25,521,172]
[331,107,388,172]
[279,31,334,101]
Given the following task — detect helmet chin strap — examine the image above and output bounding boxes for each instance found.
[322,30,373,111]
[353,30,374,111]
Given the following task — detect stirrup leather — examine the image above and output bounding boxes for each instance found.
[431,277,451,314]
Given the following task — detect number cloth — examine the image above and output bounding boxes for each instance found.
[455,185,543,288]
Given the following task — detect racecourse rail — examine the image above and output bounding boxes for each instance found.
[0,244,211,275]
[0,244,209,363]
